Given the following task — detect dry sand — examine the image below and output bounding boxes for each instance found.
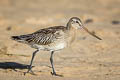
[0,0,120,80]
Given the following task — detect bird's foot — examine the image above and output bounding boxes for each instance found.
[24,70,36,75]
[24,66,36,75]
[51,72,63,77]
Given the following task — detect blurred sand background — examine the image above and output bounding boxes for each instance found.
[0,0,120,80]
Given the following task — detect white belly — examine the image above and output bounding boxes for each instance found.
[52,42,66,51]
[31,42,66,51]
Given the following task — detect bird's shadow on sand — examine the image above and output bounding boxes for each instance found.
[0,62,29,71]
[0,62,64,77]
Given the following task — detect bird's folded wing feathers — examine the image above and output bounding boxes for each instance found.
[26,27,64,45]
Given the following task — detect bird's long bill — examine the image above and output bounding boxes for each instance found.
[82,26,102,40]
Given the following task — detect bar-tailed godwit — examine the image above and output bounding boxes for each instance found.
[11,17,102,76]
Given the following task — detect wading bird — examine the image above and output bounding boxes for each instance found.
[11,17,102,76]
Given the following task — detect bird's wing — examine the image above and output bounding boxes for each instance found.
[26,26,66,45]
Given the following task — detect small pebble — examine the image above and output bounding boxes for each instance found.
[6,26,12,31]
[84,19,93,24]
[112,20,120,25]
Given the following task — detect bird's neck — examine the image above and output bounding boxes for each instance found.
[66,22,71,30]
[66,24,77,45]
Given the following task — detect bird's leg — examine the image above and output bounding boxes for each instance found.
[50,51,63,77]
[50,51,56,75]
[24,49,39,75]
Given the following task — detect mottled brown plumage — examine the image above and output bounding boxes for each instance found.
[26,26,66,45]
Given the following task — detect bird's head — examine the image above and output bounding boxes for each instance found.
[67,17,102,40]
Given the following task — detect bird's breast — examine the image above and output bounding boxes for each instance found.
[66,28,77,45]
[31,40,66,51]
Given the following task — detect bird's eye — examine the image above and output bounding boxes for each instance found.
[76,21,79,23]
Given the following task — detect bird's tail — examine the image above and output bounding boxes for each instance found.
[11,34,32,43]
